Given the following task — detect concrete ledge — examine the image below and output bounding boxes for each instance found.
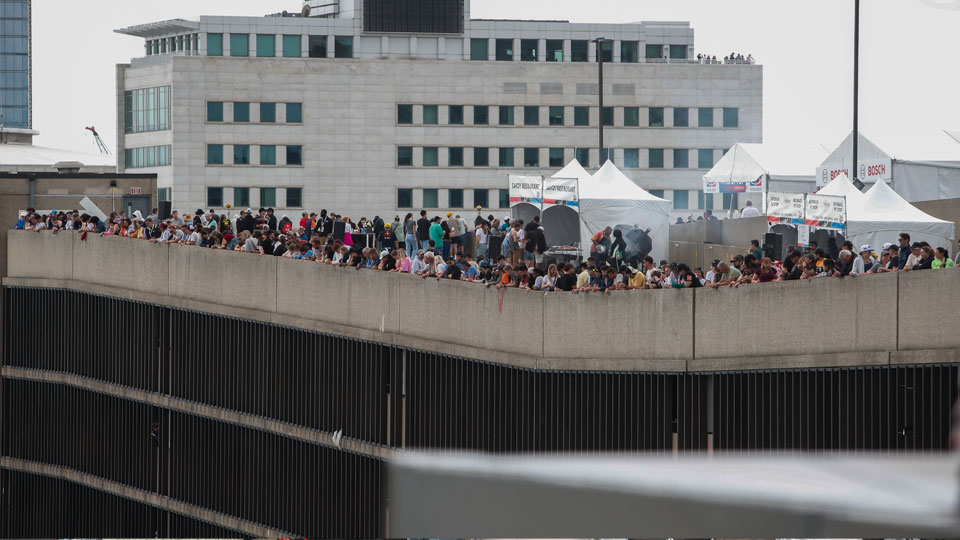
[689,351,892,372]
[0,456,291,538]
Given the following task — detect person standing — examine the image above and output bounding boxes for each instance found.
[475,223,489,262]
[417,210,431,251]
[402,213,417,253]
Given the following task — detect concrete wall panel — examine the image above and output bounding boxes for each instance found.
[276,258,343,324]
[71,234,169,296]
[6,230,73,280]
[898,267,960,350]
[167,246,278,313]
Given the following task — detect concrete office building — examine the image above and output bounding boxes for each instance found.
[0,0,33,142]
[116,0,762,222]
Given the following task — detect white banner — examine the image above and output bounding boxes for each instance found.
[542,176,580,213]
[805,193,846,229]
[766,191,805,221]
[797,224,810,247]
[816,158,892,187]
[508,175,543,206]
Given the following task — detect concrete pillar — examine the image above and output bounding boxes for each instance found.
[409,35,417,58]
[563,39,571,62]
[513,38,520,61]
[462,37,470,60]
[438,36,445,59]
[301,34,308,57]
[488,38,495,61]
[327,35,335,58]
[537,38,546,61]
[588,40,596,62]
[613,39,621,62]
[275,34,283,57]
[381,36,389,57]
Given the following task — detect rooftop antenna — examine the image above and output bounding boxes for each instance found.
[85,126,111,155]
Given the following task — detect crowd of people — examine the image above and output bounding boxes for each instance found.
[13,206,955,294]
[697,52,754,64]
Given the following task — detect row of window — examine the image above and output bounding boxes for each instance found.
[396,188,741,212]
[207,33,354,59]
[397,146,721,170]
[124,145,172,169]
[0,52,27,71]
[397,104,739,128]
[145,33,199,56]
[207,101,303,124]
[123,86,171,134]
[468,38,686,63]
[207,144,303,166]
[206,187,303,209]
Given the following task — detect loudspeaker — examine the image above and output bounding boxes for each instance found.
[158,201,172,221]
[487,235,503,260]
[333,220,346,242]
[763,232,783,261]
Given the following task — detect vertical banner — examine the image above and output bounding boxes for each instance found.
[542,177,580,213]
[765,191,805,225]
[797,224,811,247]
[508,175,543,207]
[805,193,847,231]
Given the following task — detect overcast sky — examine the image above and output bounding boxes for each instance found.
[33,0,960,159]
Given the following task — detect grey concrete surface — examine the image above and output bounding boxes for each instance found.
[898,267,960,351]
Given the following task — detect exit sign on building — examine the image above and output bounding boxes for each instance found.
[130,187,142,195]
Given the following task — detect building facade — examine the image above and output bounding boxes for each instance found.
[116,0,761,222]
[0,0,30,131]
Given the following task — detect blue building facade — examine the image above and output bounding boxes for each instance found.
[0,0,29,129]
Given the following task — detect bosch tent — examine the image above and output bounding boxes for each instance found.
[845,179,954,251]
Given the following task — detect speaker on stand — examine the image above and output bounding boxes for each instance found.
[763,232,784,261]
[158,201,172,221]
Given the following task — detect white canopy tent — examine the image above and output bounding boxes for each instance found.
[537,160,594,248]
[703,143,827,198]
[579,161,671,262]
[846,179,954,251]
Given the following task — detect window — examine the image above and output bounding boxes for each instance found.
[282,35,301,57]
[124,145,172,168]
[286,145,302,166]
[158,188,172,202]
[495,39,513,61]
[448,147,464,166]
[499,189,510,209]
[260,145,276,165]
[230,33,249,56]
[600,148,613,164]
[234,145,250,165]
[546,39,563,62]
[234,102,250,123]
[260,102,276,123]
[470,38,488,60]
[449,189,464,208]
[697,190,714,210]
[548,106,564,126]
[207,144,223,165]
[423,147,439,167]
[674,107,689,127]
[673,190,689,210]
[397,146,413,166]
[723,193,739,210]
[597,39,613,62]
[723,107,739,128]
[207,187,223,206]
[257,34,275,57]
[621,41,639,63]
[473,105,489,125]
[669,44,687,60]
[498,106,514,126]
[123,86,171,133]
[308,35,327,57]
[521,39,537,61]
[698,149,714,169]
[473,147,489,167]
[698,107,714,127]
[549,148,564,167]
[624,149,639,168]
[207,101,223,122]
[524,106,539,126]
[571,40,588,62]
[623,107,639,127]
[524,148,539,167]
[334,36,353,58]
[260,187,276,207]
[602,107,614,126]
[234,187,250,207]
[286,187,302,208]
[286,103,302,123]
[574,106,590,126]
[207,33,222,56]
[474,189,489,208]
[499,147,514,167]
[423,188,439,208]
[673,149,689,169]
[645,44,662,59]
[397,188,413,209]
[397,104,413,124]
[423,104,438,124]
[575,148,590,168]
[448,105,464,125]
[648,107,664,127]
[649,149,664,168]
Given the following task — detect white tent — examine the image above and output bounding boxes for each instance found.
[579,160,671,262]
[846,179,954,251]
[815,173,868,206]
[538,160,595,248]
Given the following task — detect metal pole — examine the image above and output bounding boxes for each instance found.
[598,39,605,165]
[852,0,860,186]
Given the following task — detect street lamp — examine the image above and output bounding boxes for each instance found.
[852,0,865,191]
[593,36,608,166]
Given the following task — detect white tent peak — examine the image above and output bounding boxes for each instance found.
[815,173,868,207]
[852,179,952,225]
[587,160,668,201]
[551,159,592,184]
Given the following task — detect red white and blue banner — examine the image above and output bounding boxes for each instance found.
[508,175,544,206]
[766,191,805,224]
[805,193,846,231]
[703,174,766,194]
[542,177,580,212]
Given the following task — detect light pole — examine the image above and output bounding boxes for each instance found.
[594,36,608,166]
[852,0,864,190]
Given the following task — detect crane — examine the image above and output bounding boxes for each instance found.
[85,126,111,155]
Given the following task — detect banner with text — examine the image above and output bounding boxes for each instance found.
[703,173,766,194]
[542,177,580,212]
[816,158,892,187]
[805,193,847,230]
[765,191,806,225]
[508,175,543,206]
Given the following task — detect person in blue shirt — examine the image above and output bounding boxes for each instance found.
[14,211,27,229]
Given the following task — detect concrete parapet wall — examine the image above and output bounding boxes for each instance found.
[7,231,960,369]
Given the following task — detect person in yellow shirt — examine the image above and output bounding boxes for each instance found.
[576,263,591,290]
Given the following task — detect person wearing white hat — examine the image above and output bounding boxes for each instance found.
[851,245,874,276]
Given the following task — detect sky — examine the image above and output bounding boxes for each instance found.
[32,0,960,160]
